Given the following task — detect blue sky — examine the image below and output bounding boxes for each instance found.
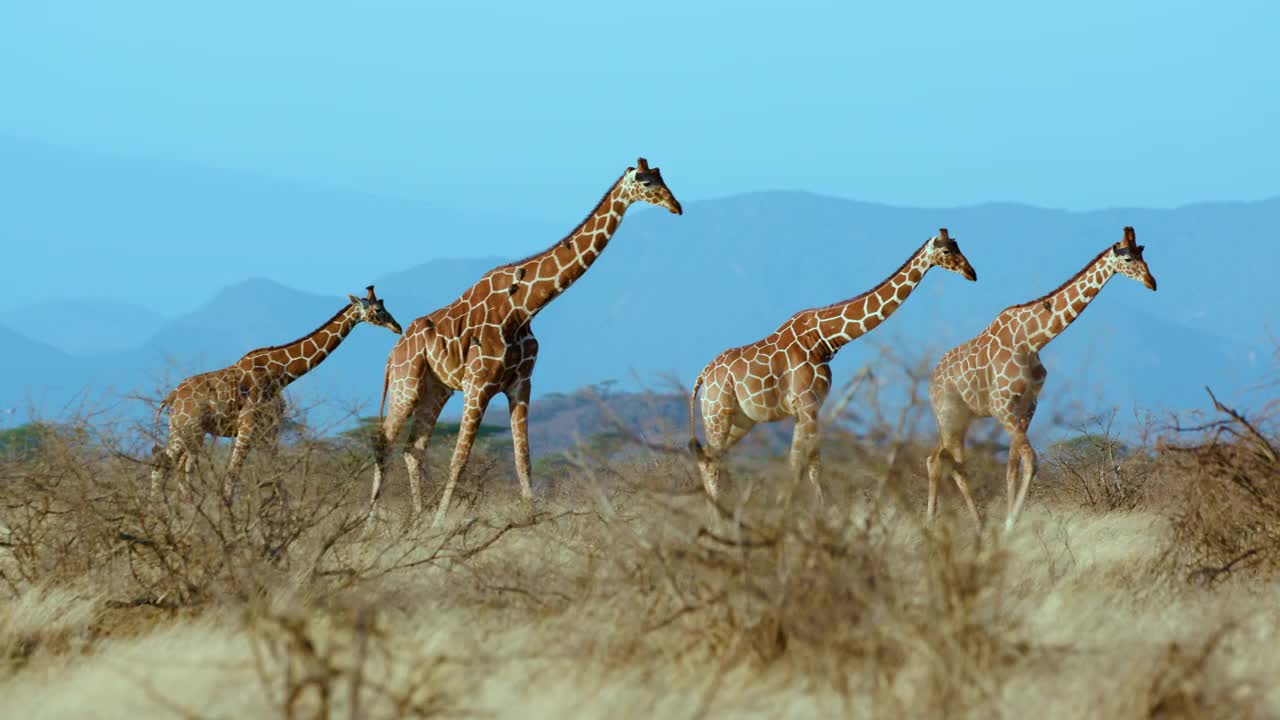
[3,0,1277,228]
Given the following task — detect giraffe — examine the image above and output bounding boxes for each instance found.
[371,157,683,527]
[926,226,1157,532]
[151,286,402,502]
[688,229,978,501]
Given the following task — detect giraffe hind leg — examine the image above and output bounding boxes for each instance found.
[224,411,263,507]
[696,410,748,502]
[927,407,980,530]
[403,383,449,519]
[369,371,422,525]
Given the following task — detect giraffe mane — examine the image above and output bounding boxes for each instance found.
[1004,245,1114,311]
[490,174,625,272]
[240,305,352,357]
[797,237,932,315]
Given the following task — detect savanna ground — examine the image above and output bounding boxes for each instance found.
[1,361,1279,719]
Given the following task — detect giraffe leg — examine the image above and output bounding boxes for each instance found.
[925,444,947,523]
[505,374,534,501]
[950,475,982,533]
[370,371,421,524]
[926,391,978,529]
[434,379,500,528]
[180,434,205,500]
[253,397,289,511]
[788,411,822,504]
[1005,430,1037,533]
[695,408,747,502]
[151,438,181,496]
[402,381,450,519]
[225,412,260,506]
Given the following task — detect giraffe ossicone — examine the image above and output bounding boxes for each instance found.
[926,226,1157,532]
[688,229,978,503]
[151,286,402,503]
[371,157,683,528]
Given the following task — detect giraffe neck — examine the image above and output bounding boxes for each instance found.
[809,240,934,355]
[507,178,630,320]
[1014,248,1116,351]
[237,305,361,384]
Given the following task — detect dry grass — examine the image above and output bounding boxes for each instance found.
[1,384,1279,719]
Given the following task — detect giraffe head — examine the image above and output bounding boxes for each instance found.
[1109,227,1157,291]
[925,228,978,281]
[347,286,403,334]
[621,157,683,215]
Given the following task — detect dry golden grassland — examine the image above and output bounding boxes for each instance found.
[1,389,1278,719]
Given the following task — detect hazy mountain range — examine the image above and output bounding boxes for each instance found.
[3,142,1275,437]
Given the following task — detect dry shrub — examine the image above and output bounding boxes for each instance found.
[1162,389,1280,583]
[587,471,1035,716]
[242,604,466,720]
[0,421,363,612]
[1040,415,1156,513]
[1142,615,1275,720]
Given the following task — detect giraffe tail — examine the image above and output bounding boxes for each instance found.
[687,372,707,461]
[152,390,176,452]
[378,358,391,423]
[371,356,394,458]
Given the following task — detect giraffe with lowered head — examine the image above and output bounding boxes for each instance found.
[372,157,683,527]
[152,286,402,500]
[689,229,978,501]
[926,227,1157,532]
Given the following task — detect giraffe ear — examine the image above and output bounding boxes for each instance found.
[348,294,361,304]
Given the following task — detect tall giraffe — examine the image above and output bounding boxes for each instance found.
[926,227,1157,531]
[372,157,683,527]
[688,230,978,500]
[152,286,402,500]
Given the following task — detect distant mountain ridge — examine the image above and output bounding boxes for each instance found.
[3,179,1276,434]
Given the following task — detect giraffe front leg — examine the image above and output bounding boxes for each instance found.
[506,375,534,501]
[435,379,499,528]
[788,411,822,506]
[1005,429,1037,533]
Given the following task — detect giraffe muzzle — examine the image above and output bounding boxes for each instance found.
[1144,275,1158,291]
